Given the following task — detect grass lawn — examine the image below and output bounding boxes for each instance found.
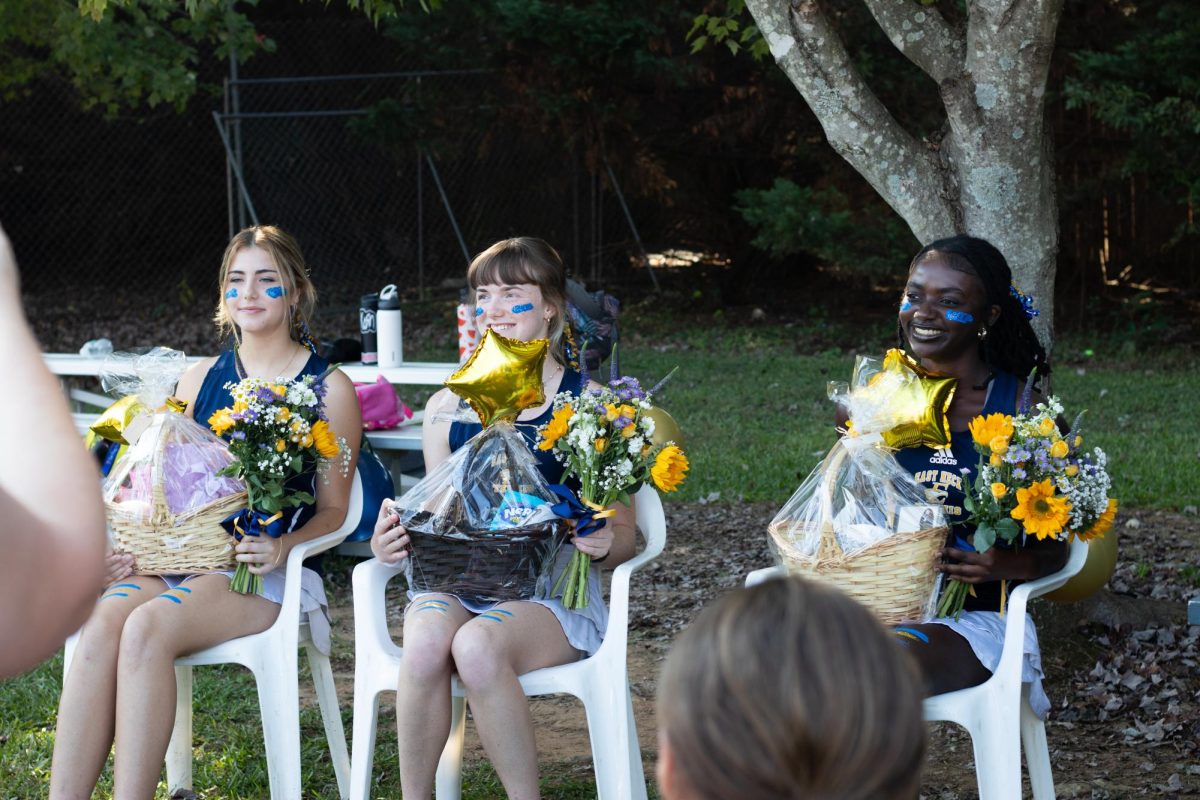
[2,311,1195,798]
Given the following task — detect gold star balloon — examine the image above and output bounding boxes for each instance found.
[857,349,956,450]
[445,328,549,426]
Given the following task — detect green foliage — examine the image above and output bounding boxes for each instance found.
[1064,1,1200,234]
[77,0,439,24]
[0,0,267,114]
[734,178,918,274]
[687,0,768,59]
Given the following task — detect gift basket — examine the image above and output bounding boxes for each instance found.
[768,351,953,624]
[393,329,570,602]
[101,348,246,574]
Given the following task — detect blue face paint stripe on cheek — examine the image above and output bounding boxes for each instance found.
[225,288,238,300]
[265,286,286,299]
[475,307,484,317]
[511,303,534,314]
[900,301,914,312]
[944,309,975,324]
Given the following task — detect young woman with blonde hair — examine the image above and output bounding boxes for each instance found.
[50,225,361,799]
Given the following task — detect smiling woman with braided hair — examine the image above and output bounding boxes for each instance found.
[885,234,1068,716]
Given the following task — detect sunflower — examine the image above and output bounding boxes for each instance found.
[1010,479,1072,540]
[650,445,689,493]
[311,419,340,459]
[969,413,1014,449]
[208,407,236,437]
[538,404,574,451]
[1076,498,1118,542]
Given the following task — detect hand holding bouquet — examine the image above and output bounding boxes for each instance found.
[538,375,688,608]
[938,394,1117,619]
[209,368,350,594]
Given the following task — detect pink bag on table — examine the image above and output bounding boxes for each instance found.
[355,375,413,430]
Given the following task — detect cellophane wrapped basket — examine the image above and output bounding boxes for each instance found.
[768,354,950,624]
[100,348,246,574]
[393,422,569,602]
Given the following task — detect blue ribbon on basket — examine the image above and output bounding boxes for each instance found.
[547,484,613,538]
[220,508,288,543]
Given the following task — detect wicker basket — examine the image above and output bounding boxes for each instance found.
[403,512,572,602]
[105,418,247,575]
[768,445,947,625]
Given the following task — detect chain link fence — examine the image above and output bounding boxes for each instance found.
[1,30,651,322]
[219,68,648,309]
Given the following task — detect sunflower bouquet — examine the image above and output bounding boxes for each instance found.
[208,369,350,594]
[537,374,688,608]
[937,395,1118,619]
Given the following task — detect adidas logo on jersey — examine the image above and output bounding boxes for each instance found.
[928,447,958,466]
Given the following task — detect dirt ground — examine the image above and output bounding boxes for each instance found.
[319,502,1200,799]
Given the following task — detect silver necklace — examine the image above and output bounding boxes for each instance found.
[235,344,303,380]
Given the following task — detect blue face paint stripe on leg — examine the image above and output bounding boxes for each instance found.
[224,288,238,300]
[477,613,506,623]
[944,309,975,324]
[100,592,130,600]
[265,286,286,299]
[511,303,534,314]
[490,609,514,617]
[158,594,183,604]
[112,583,142,590]
[894,627,930,644]
[415,606,447,614]
[175,586,193,593]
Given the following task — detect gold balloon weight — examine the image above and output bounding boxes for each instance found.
[445,328,549,427]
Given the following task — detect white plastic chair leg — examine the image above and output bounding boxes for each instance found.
[968,707,1023,800]
[624,689,648,800]
[307,644,351,799]
[166,665,194,794]
[583,684,637,800]
[1021,693,1055,800]
[434,694,468,800]
[348,688,382,800]
[255,653,303,800]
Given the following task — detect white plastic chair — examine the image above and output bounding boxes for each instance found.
[64,468,362,800]
[746,536,1089,800]
[349,484,667,800]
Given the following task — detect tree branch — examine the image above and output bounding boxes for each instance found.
[745,0,957,242]
[860,0,965,84]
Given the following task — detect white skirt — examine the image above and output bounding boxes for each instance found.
[928,610,1050,718]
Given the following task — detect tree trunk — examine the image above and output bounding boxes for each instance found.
[746,0,1063,346]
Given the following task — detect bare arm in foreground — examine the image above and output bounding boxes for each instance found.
[0,222,106,677]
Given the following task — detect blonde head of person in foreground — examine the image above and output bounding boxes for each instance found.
[657,577,926,800]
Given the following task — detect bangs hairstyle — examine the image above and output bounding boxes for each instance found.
[658,578,925,800]
[467,237,569,366]
[213,225,317,344]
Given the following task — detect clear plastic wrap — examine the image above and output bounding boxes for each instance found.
[100,348,247,574]
[768,353,950,624]
[394,422,570,602]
